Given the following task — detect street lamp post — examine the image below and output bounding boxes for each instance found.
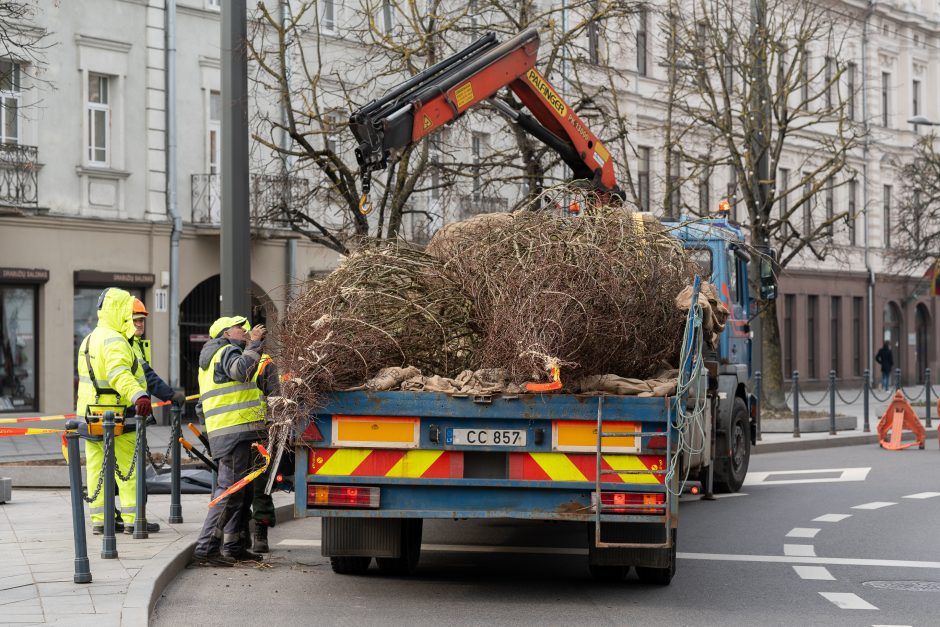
[908,115,940,129]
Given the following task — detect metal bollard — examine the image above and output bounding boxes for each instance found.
[828,370,837,436]
[101,411,118,559]
[65,421,92,584]
[925,368,932,429]
[133,413,149,539]
[863,369,870,433]
[895,367,901,392]
[169,402,183,524]
[792,371,800,438]
[755,371,762,441]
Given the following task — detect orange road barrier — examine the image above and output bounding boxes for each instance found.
[207,443,270,508]
[0,394,198,425]
[878,391,926,450]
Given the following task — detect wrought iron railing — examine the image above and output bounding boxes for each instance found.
[191,173,310,227]
[0,144,38,207]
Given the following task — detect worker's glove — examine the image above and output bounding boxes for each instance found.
[135,396,153,417]
[171,390,187,406]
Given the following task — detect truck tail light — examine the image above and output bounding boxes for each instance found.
[598,492,665,514]
[307,484,380,508]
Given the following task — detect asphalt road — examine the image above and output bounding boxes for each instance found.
[153,442,940,626]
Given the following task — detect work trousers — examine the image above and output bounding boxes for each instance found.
[250,446,276,528]
[195,439,252,556]
[85,432,138,524]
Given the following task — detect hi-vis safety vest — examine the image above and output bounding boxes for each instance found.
[76,330,147,418]
[253,353,273,414]
[198,344,265,439]
[132,338,152,365]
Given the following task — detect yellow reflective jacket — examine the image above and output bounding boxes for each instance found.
[198,343,265,441]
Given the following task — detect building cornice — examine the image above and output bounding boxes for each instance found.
[75,165,132,180]
[0,213,173,236]
[74,34,133,54]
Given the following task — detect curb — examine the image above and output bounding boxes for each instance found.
[753,427,938,454]
[121,501,295,626]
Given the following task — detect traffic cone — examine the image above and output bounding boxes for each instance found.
[878,391,926,450]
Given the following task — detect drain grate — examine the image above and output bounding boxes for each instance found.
[863,580,940,592]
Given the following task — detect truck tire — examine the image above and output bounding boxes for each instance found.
[589,564,629,581]
[330,556,372,575]
[635,530,676,585]
[376,519,423,576]
[713,397,750,493]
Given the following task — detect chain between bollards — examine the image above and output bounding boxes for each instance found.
[169,401,183,524]
[755,371,762,441]
[101,411,118,559]
[792,371,800,438]
[828,370,837,436]
[133,413,149,539]
[862,369,871,433]
[65,421,92,584]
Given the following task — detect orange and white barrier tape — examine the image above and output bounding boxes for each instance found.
[208,443,270,508]
[0,394,199,428]
[0,426,66,437]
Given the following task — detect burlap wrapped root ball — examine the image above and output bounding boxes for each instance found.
[426,207,696,382]
[272,243,478,422]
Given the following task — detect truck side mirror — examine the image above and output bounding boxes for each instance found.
[758,247,778,301]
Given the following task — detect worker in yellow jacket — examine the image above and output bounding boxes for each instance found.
[76,288,160,535]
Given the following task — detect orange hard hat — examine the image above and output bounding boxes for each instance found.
[132,297,149,319]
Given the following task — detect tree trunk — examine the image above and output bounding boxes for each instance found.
[760,297,788,411]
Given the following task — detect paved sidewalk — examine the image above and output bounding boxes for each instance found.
[0,489,292,626]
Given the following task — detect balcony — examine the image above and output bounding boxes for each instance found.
[0,144,38,208]
[191,173,310,228]
[458,194,509,219]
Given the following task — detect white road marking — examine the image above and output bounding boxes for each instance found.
[792,565,834,580]
[813,514,852,522]
[712,493,748,499]
[852,502,897,510]
[871,624,913,627]
[784,544,816,557]
[743,467,870,486]
[818,592,878,610]
[902,492,940,499]
[786,528,821,538]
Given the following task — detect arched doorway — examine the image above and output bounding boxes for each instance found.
[179,275,276,405]
[883,301,903,381]
[916,303,931,383]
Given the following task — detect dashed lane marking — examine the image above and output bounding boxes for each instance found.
[712,493,748,498]
[743,467,870,486]
[852,502,897,510]
[818,592,878,610]
[786,528,821,538]
[784,544,817,557]
[871,624,913,626]
[902,492,940,499]
[813,514,852,522]
[793,565,835,580]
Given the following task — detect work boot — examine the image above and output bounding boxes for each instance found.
[193,551,236,567]
[252,524,269,553]
[124,521,161,535]
[92,520,125,535]
[221,547,264,562]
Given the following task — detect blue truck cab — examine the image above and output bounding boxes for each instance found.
[291,218,764,585]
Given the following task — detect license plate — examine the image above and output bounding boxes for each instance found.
[446,428,527,447]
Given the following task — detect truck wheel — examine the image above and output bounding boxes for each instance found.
[330,556,372,575]
[635,530,676,585]
[713,397,750,493]
[376,519,423,576]
[589,564,630,581]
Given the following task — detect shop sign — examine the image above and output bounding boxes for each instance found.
[74,270,155,288]
[0,267,49,284]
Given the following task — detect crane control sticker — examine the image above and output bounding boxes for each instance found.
[593,141,610,168]
[526,69,566,117]
[454,82,475,109]
[422,114,433,130]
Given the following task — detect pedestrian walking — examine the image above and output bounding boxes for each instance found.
[193,315,268,566]
[875,341,894,390]
[76,287,160,535]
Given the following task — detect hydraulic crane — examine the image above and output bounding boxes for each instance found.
[349,28,622,210]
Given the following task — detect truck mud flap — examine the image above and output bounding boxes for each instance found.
[322,517,402,558]
[588,522,670,569]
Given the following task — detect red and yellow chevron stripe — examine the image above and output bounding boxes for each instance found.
[309,448,463,479]
[509,453,665,484]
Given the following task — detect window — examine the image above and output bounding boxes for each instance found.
[587,2,600,65]
[723,30,734,91]
[803,173,813,235]
[778,168,790,238]
[698,161,711,215]
[881,72,890,127]
[784,294,795,377]
[825,181,834,238]
[73,287,143,395]
[727,166,737,222]
[800,47,809,106]
[429,130,449,202]
[321,0,335,32]
[848,179,857,246]
[472,132,486,201]
[913,189,922,245]
[912,79,920,120]
[883,184,892,247]
[0,286,37,412]
[852,296,863,376]
[208,90,220,175]
[824,56,833,109]
[0,60,20,145]
[87,73,110,165]
[807,295,818,378]
[668,150,681,218]
[847,62,856,120]
[637,146,650,212]
[207,0,220,9]
[636,9,647,76]
[831,296,841,375]
[381,0,393,34]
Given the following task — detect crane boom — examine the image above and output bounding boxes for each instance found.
[349,28,621,199]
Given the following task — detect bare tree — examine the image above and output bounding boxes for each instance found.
[661,0,865,408]
[889,134,940,275]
